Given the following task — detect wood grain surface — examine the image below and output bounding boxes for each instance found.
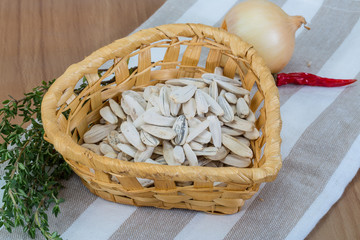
[307,170,360,240]
[0,1,359,239]
[0,0,165,101]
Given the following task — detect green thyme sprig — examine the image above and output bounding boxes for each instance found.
[0,80,72,239]
[0,66,138,239]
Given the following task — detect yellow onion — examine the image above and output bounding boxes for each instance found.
[222,0,309,73]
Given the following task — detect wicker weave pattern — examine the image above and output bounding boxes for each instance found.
[42,23,282,214]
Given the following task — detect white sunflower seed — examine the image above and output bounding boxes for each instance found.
[148,94,160,110]
[107,130,122,151]
[169,85,197,104]
[118,133,130,144]
[163,141,179,165]
[208,81,218,101]
[205,146,229,160]
[143,87,152,101]
[189,141,204,151]
[126,115,133,123]
[218,95,234,122]
[122,94,145,120]
[200,91,224,116]
[144,158,162,165]
[214,67,223,76]
[132,112,146,129]
[221,126,244,136]
[236,98,250,117]
[104,152,117,159]
[143,86,158,101]
[222,133,253,158]
[99,106,118,124]
[116,143,137,158]
[155,155,166,164]
[141,125,176,140]
[225,92,237,104]
[231,104,237,115]
[236,136,251,146]
[120,96,131,117]
[186,120,209,143]
[158,86,171,116]
[117,152,125,160]
[172,115,189,145]
[173,145,185,163]
[200,74,213,84]
[155,83,165,88]
[183,143,198,166]
[215,80,249,96]
[182,98,196,119]
[193,130,212,144]
[194,147,218,156]
[246,110,256,123]
[109,99,126,120]
[122,90,147,109]
[225,116,254,132]
[134,147,155,162]
[244,128,260,140]
[200,87,209,94]
[222,154,251,168]
[208,115,222,148]
[140,130,160,147]
[198,158,212,166]
[195,90,209,115]
[170,99,181,116]
[165,78,207,88]
[214,75,242,86]
[187,117,202,128]
[146,101,153,111]
[120,121,146,151]
[154,146,163,155]
[219,89,226,97]
[143,109,176,127]
[202,73,241,86]
[83,124,117,144]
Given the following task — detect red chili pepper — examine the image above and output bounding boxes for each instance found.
[275,72,357,87]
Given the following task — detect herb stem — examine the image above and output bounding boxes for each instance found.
[8,189,18,209]
[10,136,33,179]
[0,79,73,239]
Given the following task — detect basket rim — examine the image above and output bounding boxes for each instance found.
[41,23,282,184]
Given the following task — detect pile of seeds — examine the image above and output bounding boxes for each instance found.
[82,67,259,169]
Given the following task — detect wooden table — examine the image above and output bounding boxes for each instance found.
[0,1,359,239]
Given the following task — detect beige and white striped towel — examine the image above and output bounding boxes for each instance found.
[1,0,359,239]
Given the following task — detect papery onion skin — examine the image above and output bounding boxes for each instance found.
[222,0,308,73]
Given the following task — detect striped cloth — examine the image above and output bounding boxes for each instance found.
[1,0,360,239]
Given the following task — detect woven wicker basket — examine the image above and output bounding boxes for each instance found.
[42,23,282,215]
